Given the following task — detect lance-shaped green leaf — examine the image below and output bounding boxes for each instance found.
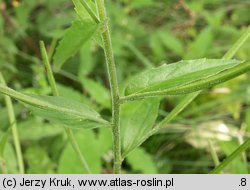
[121,98,160,157]
[123,60,250,100]
[125,59,242,95]
[53,19,99,69]
[0,85,108,129]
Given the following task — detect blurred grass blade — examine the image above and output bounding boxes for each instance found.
[0,73,25,174]
[223,26,250,60]
[0,127,11,173]
[0,129,11,158]
[125,42,153,68]
[158,30,184,56]
[0,85,108,128]
[184,27,213,59]
[155,91,200,130]
[0,127,12,174]
[208,140,221,168]
[210,138,250,174]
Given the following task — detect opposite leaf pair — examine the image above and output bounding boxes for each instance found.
[1,58,250,159]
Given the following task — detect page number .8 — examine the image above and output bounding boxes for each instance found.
[240,178,246,187]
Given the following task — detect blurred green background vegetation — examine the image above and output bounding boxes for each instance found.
[0,0,250,173]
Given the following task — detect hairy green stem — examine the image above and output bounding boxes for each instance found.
[96,0,122,174]
[0,73,25,174]
[40,41,91,173]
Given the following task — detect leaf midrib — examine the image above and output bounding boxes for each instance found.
[0,85,107,124]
